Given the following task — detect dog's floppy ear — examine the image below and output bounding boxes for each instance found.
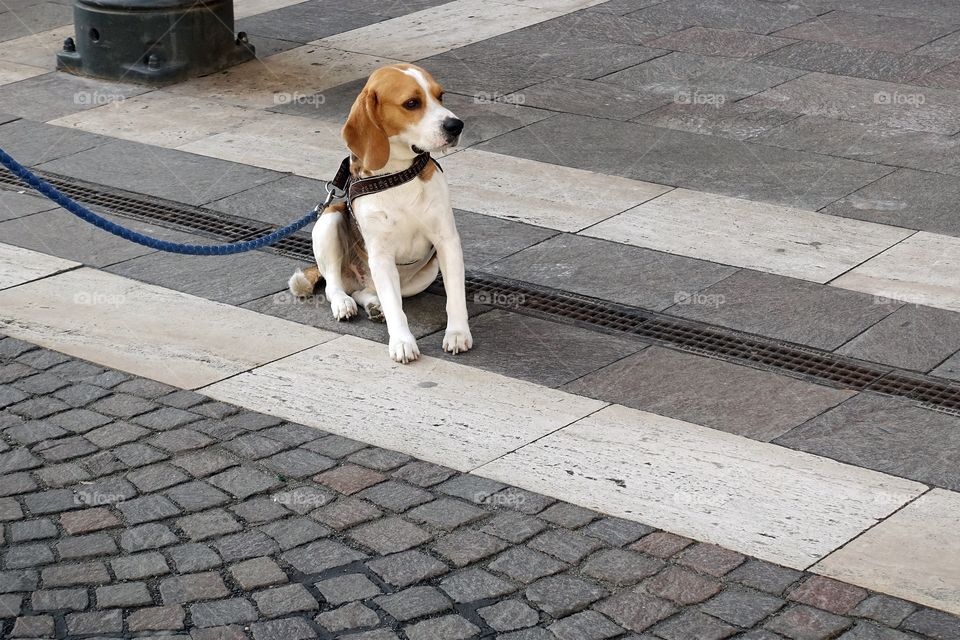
[342,87,389,172]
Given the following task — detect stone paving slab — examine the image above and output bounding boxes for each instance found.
[771,10,955,54]
[667,269,898,351]
[0,72,149,121]
[0,241,77,291]
[561,345,853,441]
[629,0,817,34]
[0,1,71,43]
[0,268,334,389]
[485,233,737,312]
[36,139,286,207]
[775,392,960,492]
[2,335,958,637]
[753,41,950,84]
[0,190,57,223]
[0,118,110,167]
[475,113,894,210]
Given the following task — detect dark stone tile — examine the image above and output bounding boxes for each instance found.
[773,11,954,54]
[634,101,798,141]
[754,41,948,83]
[799,0,960,23]
[668,270,897,350]
[911,60,960,91]
[742,73,960,135]
[0,73,148,120]
[105,249,301,305]
[0,191,55,222]
[931,350,960,382]
[0,2,71,42]
[630,0,816,34]
[0,119,110,166]
[476,114,892,210]
[837,304,960,371]
[485,233,736,311]
[775,392,960,490]
[914,31,960,60]
[601,52,804,102]
[535,10,681,46]
[510,77,671,120]
[454,210,557,271]
[236,2,383,42]
[36,140,285,206]
[753,115,960,177]
[587,0,665,15]
[421,309,644,387]
[647,26,795,58]
[206,174,327,227]
[563,346,853,440]
[440,93,555,148]
[822,169,960,236]
[242,289,488,341]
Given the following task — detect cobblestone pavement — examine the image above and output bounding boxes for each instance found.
[2,334,958,640]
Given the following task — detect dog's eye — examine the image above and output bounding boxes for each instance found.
[403,98,420,110]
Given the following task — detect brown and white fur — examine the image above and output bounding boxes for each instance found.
[288,64,472,364]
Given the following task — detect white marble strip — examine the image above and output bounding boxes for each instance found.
[584,188,915,283]
[233,0,310,19]
[0,268,334,389]
[314,0,564,61]
[442,149,672,232]
[831,232,960,313]
[814,489,960,615]
[166,45,402,109]
[0,60,46,86]
[201,335,607,471]
[474,404,926,569]
[49,92,274,148]
[0,26,73,70]
[0,242,78,290]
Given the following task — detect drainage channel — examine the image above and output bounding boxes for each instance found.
[4,168,960,415]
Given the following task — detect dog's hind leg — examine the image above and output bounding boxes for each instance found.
[351,288,385,323]
[312,205,358,321]
[288,264,321,297]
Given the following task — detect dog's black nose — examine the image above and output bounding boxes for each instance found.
[442,117,464,136]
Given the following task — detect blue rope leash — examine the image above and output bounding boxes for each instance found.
[0,146,322,256]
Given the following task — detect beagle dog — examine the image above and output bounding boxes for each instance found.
[288,64,472,364]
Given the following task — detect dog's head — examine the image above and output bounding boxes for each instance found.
[342,64,463,173]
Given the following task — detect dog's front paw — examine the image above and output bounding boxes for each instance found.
[329,294,358,321]
[442,328,473,355]
[389,334,420,364]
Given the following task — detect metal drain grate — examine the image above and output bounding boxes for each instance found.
[0,167,271,242]
[5,166,960,414]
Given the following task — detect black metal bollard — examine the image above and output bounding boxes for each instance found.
[56,0,255,85]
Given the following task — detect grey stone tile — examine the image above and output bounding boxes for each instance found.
[419,51,556,96]
[836,304,960,371]
[563,346,853,440]
[668,269,897,350]
[0,191,57,223]
[246,34,303,58]
[798,0,960,23]
[914,30,960,60]
[773,11,955,54]
[587,0,665,15]
[485,233,736,311]
[775,392,960,490]
[421,309,644,387]
[0,73,149,120]
[634,101,798,141]
[647,26,795,58]
[753,114,960,177]
[206,174,326,227]
[822,168,960,236]
[443,93,555,148]
[476,114,892,210]
[242,289,487,341]
[931,350,960,381]
[36,140,285,206]
[0,119,109,167]
[454,210,557,271]
[742,72,960,135]
[601,52,804,102]
[630,0,816,34]
[105,249,301,305]
[0,2,71,41]
[236,2,382,42]
[513,77,672,120]
[911,59,960,90]
[754,41,948,83]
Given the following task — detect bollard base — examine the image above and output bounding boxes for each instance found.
[56,0,255,86]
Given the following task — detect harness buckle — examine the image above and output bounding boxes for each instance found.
[314,181,348,216]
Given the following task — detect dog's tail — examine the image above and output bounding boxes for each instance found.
[288,264,322,297]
